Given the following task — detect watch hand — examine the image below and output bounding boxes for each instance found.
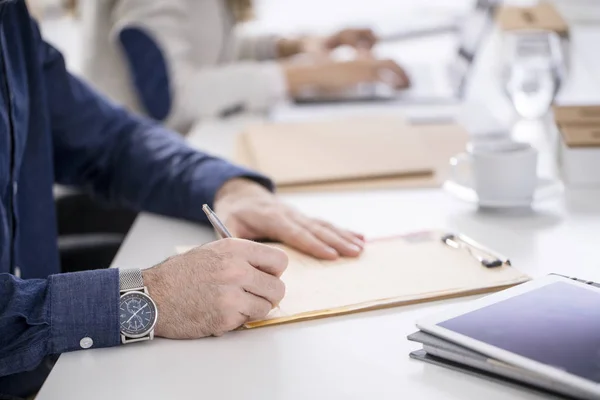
[126,303,148,323]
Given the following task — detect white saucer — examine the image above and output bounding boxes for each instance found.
[443,177,564,208]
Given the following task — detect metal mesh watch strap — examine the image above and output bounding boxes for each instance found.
[119,268,144,292]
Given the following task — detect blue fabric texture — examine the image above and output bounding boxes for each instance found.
[0,1,273,396]
[119,27,172,121]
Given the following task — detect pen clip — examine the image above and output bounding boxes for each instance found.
[441,233,509,268]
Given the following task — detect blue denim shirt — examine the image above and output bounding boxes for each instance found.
[0,2,270,396]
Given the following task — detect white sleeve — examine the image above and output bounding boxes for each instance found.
[232,30,280,61]
[111,0,288,133]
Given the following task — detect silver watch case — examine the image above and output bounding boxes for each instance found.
[119,288,158,344]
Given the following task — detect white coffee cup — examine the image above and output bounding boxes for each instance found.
[450,140,538,206]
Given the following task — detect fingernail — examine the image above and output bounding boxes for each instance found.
[348,244,362,253]
[325,246,339,257]
[352,238,365,248]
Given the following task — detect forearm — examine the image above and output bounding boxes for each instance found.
[44,39,272,221]
[0,270,119,378]
[97,117,274,222]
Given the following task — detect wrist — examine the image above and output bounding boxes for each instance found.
[214,178,270,205]
[117,268,159,344]
[141,268,165,337]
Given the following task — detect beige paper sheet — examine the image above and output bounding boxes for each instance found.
[496,2,568,35]
[177,232,529,329]
[240,116,433,186]
[235,120,468,193]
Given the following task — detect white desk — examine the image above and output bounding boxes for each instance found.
[37,16,600,400]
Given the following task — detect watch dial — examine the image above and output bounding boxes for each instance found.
[119,292,157,337]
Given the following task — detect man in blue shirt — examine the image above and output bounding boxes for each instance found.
[0,2,365,397]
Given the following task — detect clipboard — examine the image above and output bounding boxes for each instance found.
[177,231,529,329]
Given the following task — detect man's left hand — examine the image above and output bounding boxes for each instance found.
[213,179,365,260]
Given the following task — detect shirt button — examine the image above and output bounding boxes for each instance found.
[13,266,21,278]
[12,181,17,196]
[80,337,94,349]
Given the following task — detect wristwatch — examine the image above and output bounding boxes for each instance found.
[118,269,158,344]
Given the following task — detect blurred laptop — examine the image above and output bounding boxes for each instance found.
[294,0,502,105]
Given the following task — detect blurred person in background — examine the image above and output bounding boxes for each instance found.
[81,0,410,133]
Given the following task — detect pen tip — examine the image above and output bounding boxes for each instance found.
[202,204,211,214]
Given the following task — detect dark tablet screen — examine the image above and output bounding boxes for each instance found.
[439,282,600,383]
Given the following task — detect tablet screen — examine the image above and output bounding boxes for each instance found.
[438,282,600,383]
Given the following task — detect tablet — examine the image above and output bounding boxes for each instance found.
[417,275,600,398]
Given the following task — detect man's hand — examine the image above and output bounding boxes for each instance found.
[143,238,287,338]
[214,179,365,260]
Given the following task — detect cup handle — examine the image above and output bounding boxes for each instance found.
[449,153,472,188]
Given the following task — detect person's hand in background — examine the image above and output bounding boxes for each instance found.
[277,28,378,58]
[324,28,378,51]
[283,57,410,95]
[144,238,287,338]
[214,178,365,260]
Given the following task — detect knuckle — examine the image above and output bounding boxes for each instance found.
[271,247,289,273]
[309,223,330,237]
[287,223,305,237]
[218,237,240,251]
[316,219,335,230]
[263,207,283,221]
[254,301,272,319]
[274,279,286,302]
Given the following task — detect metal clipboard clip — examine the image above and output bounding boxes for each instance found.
[441,233,511,268]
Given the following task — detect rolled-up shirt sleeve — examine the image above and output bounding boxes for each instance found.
[37,25,273,223]
[0,269,120,377]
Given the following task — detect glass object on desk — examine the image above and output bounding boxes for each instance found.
[501,30,566,119]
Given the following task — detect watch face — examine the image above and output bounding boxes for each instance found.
[119,292,157,338]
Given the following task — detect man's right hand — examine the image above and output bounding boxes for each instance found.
[284,58,410,96]
[143,238,288,338]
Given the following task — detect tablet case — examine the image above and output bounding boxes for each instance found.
[408,332,588,399]
[408,275,600,400]
[409,350,574,399]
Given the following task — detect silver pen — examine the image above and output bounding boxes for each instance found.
[202,204,233,239]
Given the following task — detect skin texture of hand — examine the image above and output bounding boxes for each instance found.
[143,238,288,338]
[214,179,365,260]
[283,57,410,96]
